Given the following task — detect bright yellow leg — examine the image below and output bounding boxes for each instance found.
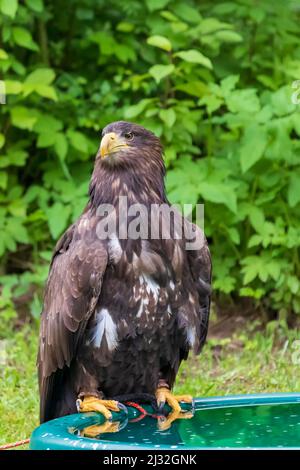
[155,387,194,431]
[76,395,120,421]
[155,387,193,412]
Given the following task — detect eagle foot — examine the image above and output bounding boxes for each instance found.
[76,395,123,421]
[155,387,194,431]
[155,386,193,412]
[158,409,194,431]
[81,421,121,438]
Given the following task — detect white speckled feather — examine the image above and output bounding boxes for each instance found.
[91,308,118,351]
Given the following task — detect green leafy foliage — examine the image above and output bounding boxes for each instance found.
[1,0,300,319]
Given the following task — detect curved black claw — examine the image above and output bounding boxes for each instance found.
[158,401,166,412]
[191,398,195,413]
[117,402,128,414]
[118,417,129,432]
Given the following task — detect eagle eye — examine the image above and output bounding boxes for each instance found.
[124,132,134,141]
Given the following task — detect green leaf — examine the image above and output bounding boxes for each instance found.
[147,35,172,52]
[176,80,208,98]
[0,49,8,60]
[199,94,223,114]
[67,130,88,153]
[30,294,42,319]
[199,182,237,213]
[6,149,28,166]
[25,0,43,12]
[227,227,240,244]
[12,27,39,51]
[240,124,268,172]
[248,234,262,248]
[34,115,62,134]
[149,64,174,83]
[55,133,68,161]
[266,261,281,281]
[23,68,57,100]
[31,85,57,100]
[164,146,177,165]
[198,18,232,34]
[174,50,212,69]
[249,206,265,232]
[2,231,17,252]
[215,30,243,43]
[8,200,27,217]
[257,74,277,90]
[159,108,176,128]
[226,89,260,114]
[37,132,57,148]
[11,107,38,130]
[212,2,237,13]
[0,0,18,18]
[220,75,239,96]
[168,183,199,206]
[0,133,5,149]
[160,11,179,22]
[293,113,300,135]
[0,171,8,189]
[242,261,259,284]
[6,219,29,244]
[116,22,134,33]
[271,86,295,117]
[288,276,300,294]
[25,68,55,86]
[288,174,300,207]
[46,203,71,239]
[240,287,264,299]
[5,80,22,94]
[173,3,202,23]
[124,99,153,119]
[145,0,170,12]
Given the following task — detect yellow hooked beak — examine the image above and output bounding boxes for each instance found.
[100,132,128,159]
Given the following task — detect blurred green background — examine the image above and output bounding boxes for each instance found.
[1,0,300,447]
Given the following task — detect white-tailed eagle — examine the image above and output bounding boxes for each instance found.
[38,121,211,430]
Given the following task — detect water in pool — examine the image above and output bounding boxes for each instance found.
[77,403,300,449]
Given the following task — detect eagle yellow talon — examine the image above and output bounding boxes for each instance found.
[155,387,193,412]
[173,394,194,403]
[77,396,120,421]
[158,410,194,431]
[155,387,194,431]
[81,421,121,438]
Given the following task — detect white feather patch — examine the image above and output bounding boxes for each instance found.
[139,273,160,301]
[187,326,196,348]
[136,297,149,318]
[108,234,122,264]
[91,308,118,351]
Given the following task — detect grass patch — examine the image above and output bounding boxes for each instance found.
[0,323,39,449]
[176,319,300,396]
[1,318,299,448]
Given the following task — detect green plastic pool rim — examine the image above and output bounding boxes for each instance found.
[30,392,300,450]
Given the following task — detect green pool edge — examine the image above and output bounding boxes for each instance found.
[30,393,300,450]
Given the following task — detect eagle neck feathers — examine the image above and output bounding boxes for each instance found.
[89,152,166,208]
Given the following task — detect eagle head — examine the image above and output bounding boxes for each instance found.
[99,121,163,167]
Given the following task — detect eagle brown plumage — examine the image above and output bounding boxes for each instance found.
[38,121,211,425]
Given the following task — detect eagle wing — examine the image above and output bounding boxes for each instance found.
[38,218,108,422]
[186,222,212,353]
